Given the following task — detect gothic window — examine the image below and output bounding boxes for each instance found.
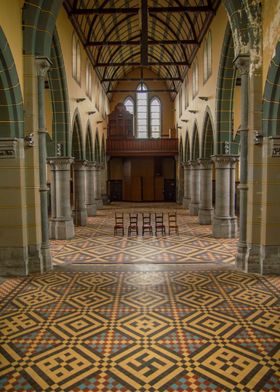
[72,33,81,83]
[136,83,148,138]
[204,31,212,82]
[192,58,199,98]
[150,97,161,138]
[85,60,92,98]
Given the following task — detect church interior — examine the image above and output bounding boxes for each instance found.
[0,1,279,391]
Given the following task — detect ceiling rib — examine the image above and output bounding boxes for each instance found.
[71,8,139,15]
[86,39,198,46]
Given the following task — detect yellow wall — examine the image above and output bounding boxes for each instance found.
[110,68,175,136]
[175,4,236,154]
[56,7,109,151]
[0,0,24,95]
[262,0,280,86]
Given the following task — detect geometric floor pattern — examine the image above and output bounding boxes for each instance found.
[51,203,238,266]
[0,270,279,391]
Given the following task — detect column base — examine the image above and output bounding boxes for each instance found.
[213,216,238,238]
[49,218,75,240]
[28,244,43,274]
[244,244,261,273]
[236,241,247,271]
[102,194,110,205]
[87,203,97,217]
[0,246,29,276]
[198,208,213,225]
[260,245,280,274]
[41,245,52,272]
[73,209,88,226]
[189,202,199,216]
[96,199,103,209]
[183,197,190,209]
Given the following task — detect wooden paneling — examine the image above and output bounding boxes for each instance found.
[155,176,164,201]
[143,177,154,201]
[107,138,178,156]
[131,177,142,201]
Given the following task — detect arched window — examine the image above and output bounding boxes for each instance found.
[204,32,212,82]
[124,97,134,115]
[150,97,161,138]
[136,83,148,138]
[72,33,81,83]
[85,60,92,98]
[192,58,198,98]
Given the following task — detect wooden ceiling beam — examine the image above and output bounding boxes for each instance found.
[102,77,183,82]
[107,89,177,93]
[86,39,198,46]
[71,8,139,15]
[148,6,214,13]
[141,0,148,66]
[94,61,189,67]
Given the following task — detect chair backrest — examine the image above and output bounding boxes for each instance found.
[129,213,138,225]
[142,213,152,225]
[115,212,124,226]
[155,213,164,225]
[168,212,177,225]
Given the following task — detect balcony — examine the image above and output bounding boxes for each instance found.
[106,137,178,157]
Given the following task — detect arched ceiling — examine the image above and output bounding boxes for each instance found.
[64,0,220,99]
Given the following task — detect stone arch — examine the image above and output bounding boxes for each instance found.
[22,0,63,57]
[191,123,199,160]
[94,130,101,163]
[215,23,236,154]
[201,107,215,158]
[0,27,24,138]
[47,29,70,157]
[85,122,94,161]
[101,135,106,164]
[71,111,83,160]
[263,41,280,137]
[184,131,190,161]
[179,137,184,162]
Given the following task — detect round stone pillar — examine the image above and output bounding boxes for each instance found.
[73,160,88,226]
[48,157,75,239]
[86,162,97,216]
[182,162,191,209]
[212,155,238,238]
[189,160,200,216]
[93,163,103,209]
[198,158,213,224]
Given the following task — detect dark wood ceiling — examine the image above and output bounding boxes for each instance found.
[64,0,221,99]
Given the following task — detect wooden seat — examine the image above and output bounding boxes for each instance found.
[142,213,153,236]
[155,213,166,236]
[128,213,138,236]
[168,212,179,234]
[114,212,124,236]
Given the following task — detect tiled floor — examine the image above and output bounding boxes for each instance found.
[51,203,238,267]
[0,271,279,391]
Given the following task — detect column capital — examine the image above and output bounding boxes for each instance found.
[35,57,52,78]
[47,157,74,170]
[198,157,212,169]
[87,161,96,169]
[189,160,200,168]
[233,54,250,75]
[73,159,87,170]
[211,154,239,168]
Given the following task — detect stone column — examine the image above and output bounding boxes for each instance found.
[198,158,213,224]
[86,162,97,216]
[36,57,52,271]
[48,157,75,239]
[182,162,191,208]
[73,160,88,226]
[212,155,238,238]
[93,163,103,209]
[189,160,200,215]
[234,55,250,269]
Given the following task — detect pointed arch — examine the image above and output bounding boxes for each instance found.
[215,23,236,154]
[136,82,148,138]
[101,135,106,164]
[192,123,199,160]
[22,1,63,57]
[85,122,94,161]
[71,110,83,160]
[47,28,70,157]
[179,137,184,162]
[94,130,101,163]
[263,41,280,137]
[184,132,190,162]
[124,96,134,115]
[150,97,161,138]
[202,107,215,158]
[0,27,23,138]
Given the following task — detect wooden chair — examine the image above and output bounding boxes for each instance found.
[142,213,153,236]
[128,213,138,236]
[168,212,179,234]
[114,212,124,236]
[155,213,166,236]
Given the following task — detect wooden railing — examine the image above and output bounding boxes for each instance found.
[106,137,178,156]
